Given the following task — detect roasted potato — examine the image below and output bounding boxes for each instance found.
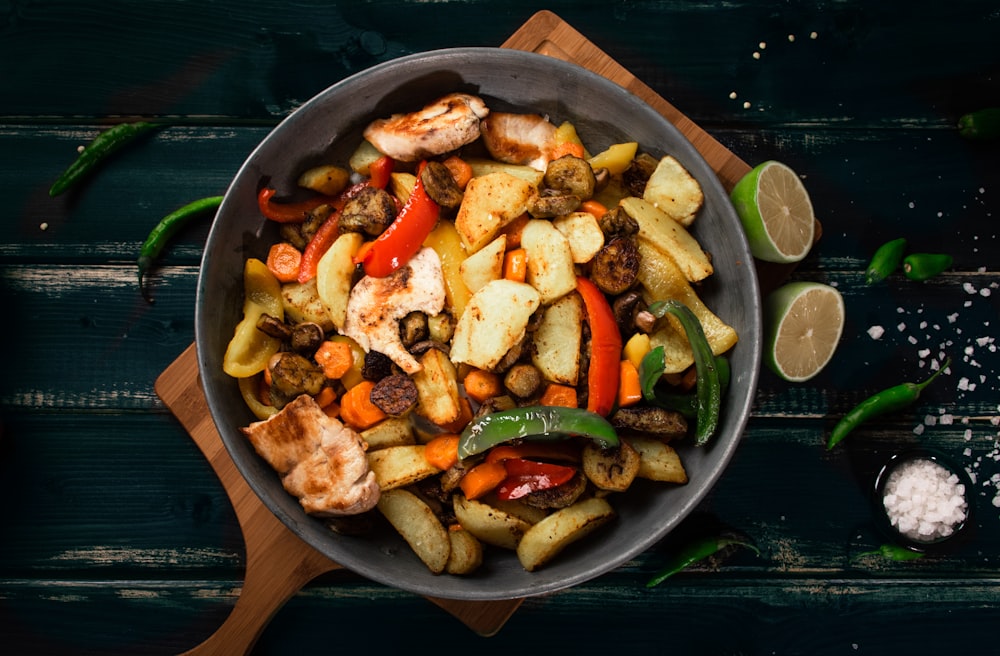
[360,417,416,450]
[628,437,688,484]
[459,234,506,293]
[620,197,713,282]
[453,494,532,550]
[367,445,441,490]
[449,279,541,371]
[281,278,334,332]
[521,219,578,304]
[455,172,535,252]
[412,348,462,426]
[530,292,583,385]
[315,232,364,331]
[297,164,351,196]
[642,155,704,226]
[553,211,605,264]
[445,528,484,575]
[516,497,616,572]
[465,157,545,186]
[377,488,451,574]
[587,141,639,176]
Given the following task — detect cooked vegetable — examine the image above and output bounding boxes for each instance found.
[609,406,688,439]
[370,373,419,416]
[266,242,303,283]
[50,121,162,197]
[423,434,461,471]
[865,237,907,284]
[827,359,951,450]
[376,488,450,574]
[641,155,704,226]
[138,195,223,302]
[457,405,618,460]
[589,236,641,295]
[368,445,440,490]
[516,497,615,571]
[339,380,387,430]
[458,461,509,501]
[582,440,640,492]
[855,543,925,561]
[223,258,284,378]
[339,186,396,236]
[576,276,622,416]
[257,186,343,223]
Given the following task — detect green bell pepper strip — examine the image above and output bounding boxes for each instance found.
[457,406,618,460]
[138,195,223,303]
[646,300,721,446]
[865,237,907,285]
[826,358,951,450]
[640,348,730,419]
[50,121,162,197]
[646,535,759,588]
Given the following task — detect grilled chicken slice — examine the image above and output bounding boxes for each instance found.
[480,112,558,170]
[342,247,447,375]
[363,92,489,162]
[241,394,380,516]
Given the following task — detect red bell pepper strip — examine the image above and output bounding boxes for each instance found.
[296,211,340,284]
[257,187,346,223]
[484,442,581,465]
[368,155,395,189]
[576,276,622,417]
[357,162,440,278]
[496,458,577,501]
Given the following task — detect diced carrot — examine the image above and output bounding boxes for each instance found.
[503,248,527,282]
[313,340,354,380]
[580,199,608,220]
[500,213,530,248]
[314,386,338,409]
[550,141,586,159]
[442,155,473,190]
[351,240,375,265]
[339,380,386,430]
[266,242,302,283]
[485,442,581,464]
[463,369,503,404]
[459,461,508,500]
[439,396,474,433]
[618,360,643,407]
[539,383,578,408]
[322,401,341,419]
[424,434,460,471]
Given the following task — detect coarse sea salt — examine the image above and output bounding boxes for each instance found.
[882,458,968,542]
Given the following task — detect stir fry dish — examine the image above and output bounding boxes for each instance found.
[222,92,738,574]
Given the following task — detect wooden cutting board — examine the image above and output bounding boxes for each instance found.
[158,10,803,653]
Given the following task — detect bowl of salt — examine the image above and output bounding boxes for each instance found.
[873,448,973,551]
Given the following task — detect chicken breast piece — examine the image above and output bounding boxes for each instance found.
[363,93,489,162]
[480,112,558,170]
[342,247,447,374]
[241,394,380,517]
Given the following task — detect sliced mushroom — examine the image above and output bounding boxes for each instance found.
[420,160,464,209]
[582,440,641,492]
[590,236,641,295]
[521,472,588,509]
[610,406,689,440]
[527,192,581,218]
[339,186,396,236]
[598,205,639,238]
[622,152,659,197]
[370,373,419,417]
[543,154,596,199]
[256,313,292,340]
[269,352,325,397]
[503,363,543,399]
[290,321,325,354]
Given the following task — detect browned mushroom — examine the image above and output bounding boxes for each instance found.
[589,236,641,295]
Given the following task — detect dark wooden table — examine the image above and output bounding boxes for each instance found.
[2,3,998,654]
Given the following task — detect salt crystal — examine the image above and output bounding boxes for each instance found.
[898,322,906,332]
[867,325,885,340]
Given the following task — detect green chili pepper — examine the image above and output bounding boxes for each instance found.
[457,406,619,460]
[957,107,1000,141]
[49,121,162,197]
[826,358,951,450]
[865,237,907,285]
[856,543,925,561]
[640,347,730,420]
[646,300,721,446]
[646,535,759,588]
[138,196,224,303]
[902,253,953,281]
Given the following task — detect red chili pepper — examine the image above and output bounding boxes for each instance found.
[576,276,622,417]
[358,162,440,278]
[368,155,395,189]
[257,187,345,224]
[496,458,577,501]
[296,211,340,284]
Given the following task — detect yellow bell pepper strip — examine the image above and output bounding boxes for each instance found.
[576,276,622,417]
[457,406,618,460]
[222,258,284,378]
[357,162,440,278]
[496,458,577,501]
[647,300,721,446]
[49,121,162,196]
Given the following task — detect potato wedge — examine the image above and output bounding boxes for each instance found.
[531,292,583,385]
[348,139,383,176]
[628,437,688,484]
[521,219,578,304]
[449,279,541,371]
[488,496,548,525]
[459,234,506,293]
[412,348,462,426]
[453,494,532,550]
[582,440,641,492]
[389,171,417,205]
[642,155,704,226]
[316,232,364,331]
[621,196,713,282]
[635,237,738,361]
[466,157,545,186]
[361,416,415,451]
[446,528,484,575]
[516,497,616,572]
[281,277,333,332]
[297,164,351,196]
[455,172,535,252]
[587,141,638,176]
[377,488,450,574]
[367,445,440,491]
[553,212,605,264]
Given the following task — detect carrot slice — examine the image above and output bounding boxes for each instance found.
[459,461,508,500]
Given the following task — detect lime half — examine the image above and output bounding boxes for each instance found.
[764,281,845,382]
[731,161,816,263]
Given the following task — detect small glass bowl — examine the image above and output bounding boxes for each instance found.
[872,448,974,553]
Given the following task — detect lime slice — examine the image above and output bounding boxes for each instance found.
[763,281,845,382]
[731,161,816,263]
